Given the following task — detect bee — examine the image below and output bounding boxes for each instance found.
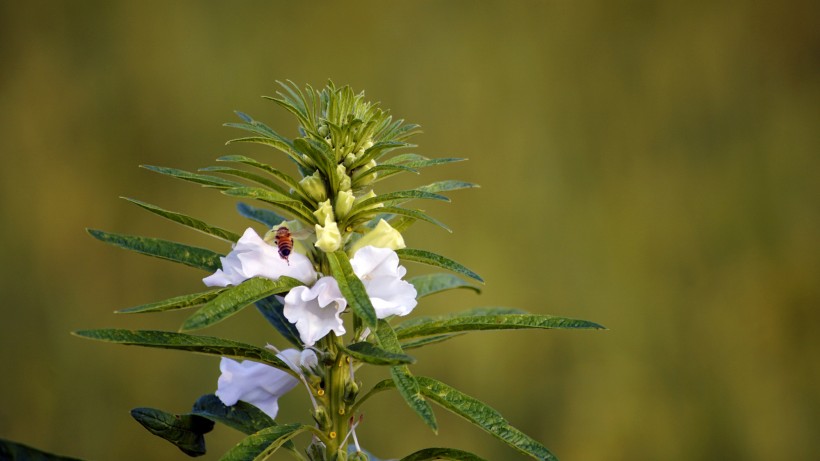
[273,226,294,264]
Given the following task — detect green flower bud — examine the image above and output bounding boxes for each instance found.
[336,164,352,191]
[343,153,357,167]
[343,380,360,404]
[349,452,369,461]
[307,441,328,461]
[315,218,342,253]
[352,159,378,187]
[350,219,405,254]
[352,190,382,210]
[335,190,355,219]
[299,170,328,202]
[313,199,334,225]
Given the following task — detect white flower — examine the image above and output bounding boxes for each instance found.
[350,246,417,318]
[215,347,316,420]
[283,277,347,346]
[203,228,317,287]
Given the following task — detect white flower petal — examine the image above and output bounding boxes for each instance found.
[283,278,347,346]
[203,228,317,287]
[349,246,418,319]
[214,356,299,420]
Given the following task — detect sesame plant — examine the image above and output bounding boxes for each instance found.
[70,82,603,461]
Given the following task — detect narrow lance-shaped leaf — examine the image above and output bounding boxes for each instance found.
[395,313,607,340]
[223,187,317,224]
[116,288,227,314]
[255,295,303,347]
[141,165,245,189]
[341,342,416,366]
[396,248,484,284]
[130,407,214,457]
[0,439,85,461]
[399,448,490,461]
[374,320,438,432]
[236,202,287,228]
[396,307,526,331]
[121,197,241,243]
[326,251,377,328]
[409,273,481,299]
[416,180,480,194]
[218,424,310,461]
[216,155,310,201]
[400,334,465,350]
[353,189,450,210]
[180,276,304,332]
[72,329,292,372]
[87,229,222,272]
[199,166,290,196]
[361,207,452,233]
[416,376,558,461]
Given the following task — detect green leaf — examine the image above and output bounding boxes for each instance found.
[400,333,465,350]
[395,248,484,284]
[216,155,308,200]
[141,165,245,189]
[416,377,558,461]
[72,329,291,371]
[255,295,303,347]
[191,394,274,435]
[326,251,377,328]
[0,439,85,461]
[236,202,287,228]
[416,180,480,194]
[180,277,304,332]
[395,314,607,340]
[199,166,290,195]
[130,407,214,457]
[374,320,437,432]
[87,229,222,272]
[399,447,489,461]
[223,187,316,224]
[341,341,416,366]
[116,289,227,314]
[121,197,241,243]
[353,189,450,210]
[382,155,467,171]
[409,273,481,299]
[218,424,309,461]
[361,206,451,233]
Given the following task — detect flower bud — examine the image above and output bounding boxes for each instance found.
[307,441,328,461]
[336,164,352,191]
[350,219,405,254]
[352,159,378,187]
[335,190,355,220]
[313,199,335,225]
[343,153,357,167]
[343,380,360,404]
[352,190,382,211]
[315,219,342,253]
[312,407,331,431]
[349,451,369,461]
[299,170,327,202]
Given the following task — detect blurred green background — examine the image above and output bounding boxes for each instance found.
[1,1,818,460]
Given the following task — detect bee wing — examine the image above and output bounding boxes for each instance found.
[290,227,314,240]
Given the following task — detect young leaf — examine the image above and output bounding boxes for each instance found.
[141,165,245,189]
[87,229,222,272]
[416,376,558,461]
[255,295,303,347]
[180,277,304,332]
[395,248,484,284]
[218,424,310,461]
[0,439,85,461]
[72,329,292,372]
[116,288,227,314]
[409,273,481,299]
[341,342,416,366]
[395,314,607,340]
[236,202,287,228]
[399,448,489,461]
[121,197,241,243]
[374,321,437,432]
[130,407,214,457]
[326,251,377,328]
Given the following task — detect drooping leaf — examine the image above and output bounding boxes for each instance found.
[87,229,222,272]
[399,447,489,461]
[180,277,304,332]
[141,165,245,189]
[374,320,437,432]
[217,424,309,461]
[341,342,416,366]
[116,289,227,314]
[130,407,214,457]
[395,314,607,340]
[191,394,274,435]
[121,197,241,243]
[0,439,84,461]
[395,248,483,284]
[409,273,481,299]
[416,377,558,461]
[255,295,302,347]
[326,251,377,328]
[236,202,287,228]
[72,329,291,371]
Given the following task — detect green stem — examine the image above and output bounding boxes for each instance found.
[324,336,350,459]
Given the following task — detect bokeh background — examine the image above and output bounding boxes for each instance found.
[1,1,818,460]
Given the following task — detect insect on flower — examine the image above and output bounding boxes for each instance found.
[273,226,294,264]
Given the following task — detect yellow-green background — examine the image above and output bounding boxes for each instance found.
[1,1,817,460]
